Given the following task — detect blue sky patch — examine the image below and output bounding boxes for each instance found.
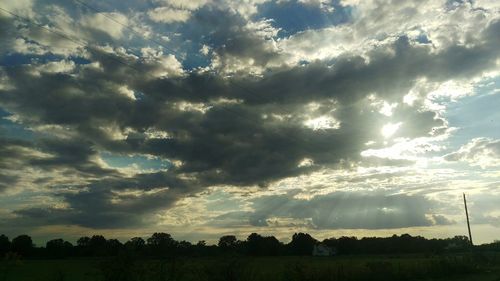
[445,77,500,147]
[0,53,91,67]
[0,53,61,66]
[0,109,34,140]
[100,152,172,171]
[257,0,353,37]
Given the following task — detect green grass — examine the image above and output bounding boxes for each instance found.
[1,254,499,281]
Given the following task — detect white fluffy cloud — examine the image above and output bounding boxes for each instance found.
[147,7,191,23]
[156,0,209,10]
[80,12,129,39]
[445,138,500,168]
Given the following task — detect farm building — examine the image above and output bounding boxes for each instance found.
[312,244,336,256]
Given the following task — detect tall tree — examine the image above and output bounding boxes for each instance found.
[12,235,33,256]
[0,234,10,255]
[147,233,177,257]
[246,233,283,256]
[46,238,73,258]
[288,233,316,255]
[218,235,238,250]
[125,237,145,253]
[77,236,91,247]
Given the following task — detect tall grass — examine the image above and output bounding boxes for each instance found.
[1,252,497,281]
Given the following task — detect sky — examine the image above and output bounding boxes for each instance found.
[0,0,499,245]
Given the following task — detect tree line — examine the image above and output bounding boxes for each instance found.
[1,232,498,259]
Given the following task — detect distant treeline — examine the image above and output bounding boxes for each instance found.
[1,233,499,258]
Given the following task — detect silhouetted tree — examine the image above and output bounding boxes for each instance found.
[89,235,108,256]
[77,236,90,247]
[147,233,177,257]
[336,236,358,254]
[193,240,213,256]
[11,234,33,257]
[477,240,500,251]
[1,232,492,259]
[106,239,123,256]
[90,235,107,247]
[177,240,193,255]
[76,236,91,256]
[218,235,238,250]
[0,234,10,256]
[46,238,73,258]
[444,235,470,252]
[288,233,316,255]
[246,233,283,256]
[125,237,145,253]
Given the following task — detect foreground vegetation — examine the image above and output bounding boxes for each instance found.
[1,253,500,281]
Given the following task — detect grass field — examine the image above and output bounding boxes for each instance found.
[1,254,499,281]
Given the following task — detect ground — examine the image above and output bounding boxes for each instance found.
[1,254,499,281]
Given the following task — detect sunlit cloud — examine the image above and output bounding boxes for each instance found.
[381,122,402,138]
[304,116,340,130]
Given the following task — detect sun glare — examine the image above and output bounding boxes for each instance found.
[381,122,402,138]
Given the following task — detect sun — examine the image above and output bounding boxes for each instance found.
[381,122,402,138]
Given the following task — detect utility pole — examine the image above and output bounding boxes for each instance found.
[463,193,473,246]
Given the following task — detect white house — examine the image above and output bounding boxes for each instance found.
[312,244,335,256]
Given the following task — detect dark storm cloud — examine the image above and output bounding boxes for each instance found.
[14,204,145,229]
[241,31,499,106]
[0,136,197,228]
[12,170,198,228]
[212,191,450,229]
[0,135,119,195]
[0,15,14,55]
[0,66,134,125]
[0,138,39,191]
[0,138,32,168]
[0,174,18,192]
[180,6,280,71]
[30,138,115,176]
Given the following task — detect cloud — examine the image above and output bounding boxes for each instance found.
[0,0,499,236]
[1,17,498,190]
[0,138,46,192]
[156,0,208,11]
[0,0,34,18]
[212,191,451,229]
[148,7,191,23]
[459,192,500,227]
[80,12,129,39]
[10,169,199,228]
[147,0,210,23]
[180,7,281,74]
[444,138,500,168]
[0,173,18,192]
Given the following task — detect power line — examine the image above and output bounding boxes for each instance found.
[68,1,326,147]
[72,0,182,59]
[0,6,142,73]
[0,7,85,48]
[2,4,338,167]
